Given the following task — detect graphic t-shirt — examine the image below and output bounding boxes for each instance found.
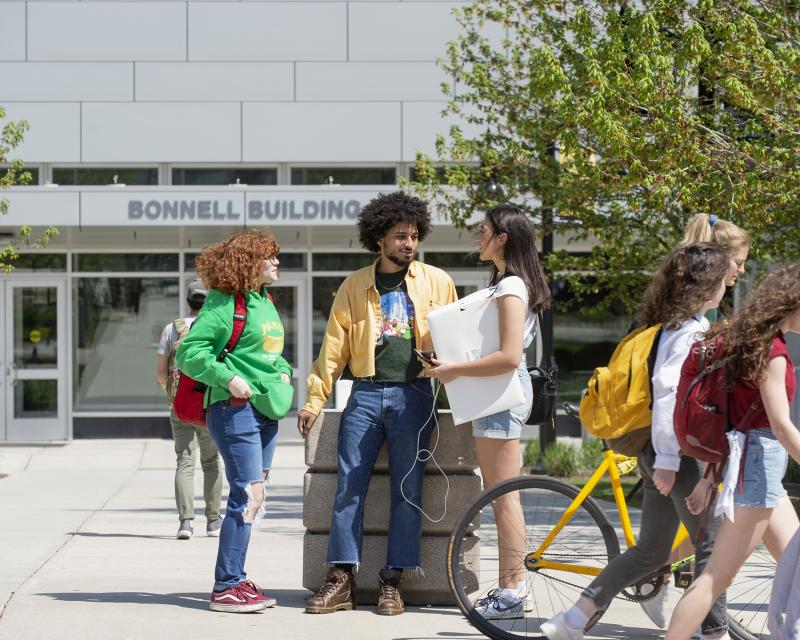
[373,268,422,382]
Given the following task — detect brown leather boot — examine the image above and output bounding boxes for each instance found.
[377,568,404,615]
[305,567,356,614]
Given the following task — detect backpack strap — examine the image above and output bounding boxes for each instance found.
[216,292,248,363]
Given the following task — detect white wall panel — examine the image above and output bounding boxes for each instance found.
[1,191,80,227]
[135,62,292,101]
[82,103,241,162]
[349,3,462,61]
[242,102,400,162]
[2,103,81,162]
[296,62,446,102]
[0,3,26,61]
[28,3,186,61]
[0,63,133,101]
[402,101,480,161]
[189,3,346,61]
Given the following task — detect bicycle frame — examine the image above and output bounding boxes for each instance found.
[525,447,690,576]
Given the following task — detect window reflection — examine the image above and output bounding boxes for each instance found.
[74,278,178,411]
[13,287,58,368]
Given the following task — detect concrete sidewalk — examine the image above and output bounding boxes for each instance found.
[0,439,662,640]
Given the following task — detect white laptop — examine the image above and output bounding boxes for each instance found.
[427,287,524,425]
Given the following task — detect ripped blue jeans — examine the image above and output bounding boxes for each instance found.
[206,400,278,590]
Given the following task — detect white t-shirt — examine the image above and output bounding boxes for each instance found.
[157,316,196,356]
[494,275,537,347]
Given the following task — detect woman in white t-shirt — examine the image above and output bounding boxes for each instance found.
[429,203,550,620]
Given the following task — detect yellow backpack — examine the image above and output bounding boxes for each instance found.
[579,324,662,440]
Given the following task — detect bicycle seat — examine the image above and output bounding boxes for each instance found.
[563,401,581,420]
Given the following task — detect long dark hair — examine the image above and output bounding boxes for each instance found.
[638,243,728,331]
[485,204,550,313]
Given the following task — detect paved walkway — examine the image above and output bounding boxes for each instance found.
[0,439,663,640]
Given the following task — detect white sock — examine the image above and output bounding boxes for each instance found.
[564,605,589,631]
[515,580,528,597]
[495,588,519,603]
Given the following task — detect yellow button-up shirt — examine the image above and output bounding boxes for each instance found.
[304,259,457,415]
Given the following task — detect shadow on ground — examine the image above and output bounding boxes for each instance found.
[39,588,313,611]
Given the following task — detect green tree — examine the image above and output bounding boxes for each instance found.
[1,106,58,271]
[412,0,800,312]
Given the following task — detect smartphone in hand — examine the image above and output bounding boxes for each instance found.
[413,348,436,365]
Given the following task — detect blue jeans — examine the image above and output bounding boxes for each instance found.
[206,400,279,590]
[327,379,435,569]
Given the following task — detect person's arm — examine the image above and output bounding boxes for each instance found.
[155,323,173,391]
[176,306,240,391]
[430,293,525,383]
[302,284,352,417]
[156,354,168,390]
[761,356,800,464]
[651,329,695,473]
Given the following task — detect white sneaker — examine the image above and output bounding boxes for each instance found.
[473,589,524,620]
[540,612,584,640]
[640,585,668,629]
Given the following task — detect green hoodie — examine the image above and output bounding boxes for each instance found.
[176,288,294,420]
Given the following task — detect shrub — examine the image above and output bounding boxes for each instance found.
[578,437,604,472]
[523,439,540,467]
[786,457,800,485]
[542,441,579,477]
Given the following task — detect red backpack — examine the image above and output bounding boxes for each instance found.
[674,336,760,472]
[173,292,247,427]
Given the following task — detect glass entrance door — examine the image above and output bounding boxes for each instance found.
[3,279,68,440]
[265,275,309,413]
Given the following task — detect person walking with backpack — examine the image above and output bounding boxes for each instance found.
[665,262,800,640]
[176,230,294,613]
[541,243,731,640]
[682,213,750,289]
[427,203,550,620]
[156,279,222,540]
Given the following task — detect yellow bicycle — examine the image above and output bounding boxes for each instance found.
[447,405,775,640]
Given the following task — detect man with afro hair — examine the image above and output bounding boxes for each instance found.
[299,191,457,615]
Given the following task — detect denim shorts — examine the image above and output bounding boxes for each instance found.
[472,363,533,440]
[733,428,788,509]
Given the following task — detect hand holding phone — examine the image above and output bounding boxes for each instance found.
[413,348,436,366]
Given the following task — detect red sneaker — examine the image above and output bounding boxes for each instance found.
[239,580,277,608]
[209,585,267,613]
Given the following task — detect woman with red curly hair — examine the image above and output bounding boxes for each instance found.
[177,230,293,613]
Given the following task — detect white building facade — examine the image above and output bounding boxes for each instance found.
[0,0,623,440]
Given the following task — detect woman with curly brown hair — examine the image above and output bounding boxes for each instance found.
[666,263,800,640]
[177,230,293,613]
[543,243,731,640]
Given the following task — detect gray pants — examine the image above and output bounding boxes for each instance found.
[582,441,727,635]
[171,413,222,522]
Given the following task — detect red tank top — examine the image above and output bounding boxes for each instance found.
[729,332,797,429]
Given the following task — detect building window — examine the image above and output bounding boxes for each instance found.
[73,277,178,411]
[2,253,67,271]
[423,252,483,270]
[313,253,374,271]
[0,166,39,185]
[52,167,158,186]
[184,252,306,272]
[552,278,633,403]
[291,167,396,186]
[172,168,278,186]
[74,253,178,272]
[312,277,346,358]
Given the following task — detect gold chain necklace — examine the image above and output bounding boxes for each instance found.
[375,272,405,292]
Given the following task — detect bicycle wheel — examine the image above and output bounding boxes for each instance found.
[725,541,775,640]
[448,475,621,640]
